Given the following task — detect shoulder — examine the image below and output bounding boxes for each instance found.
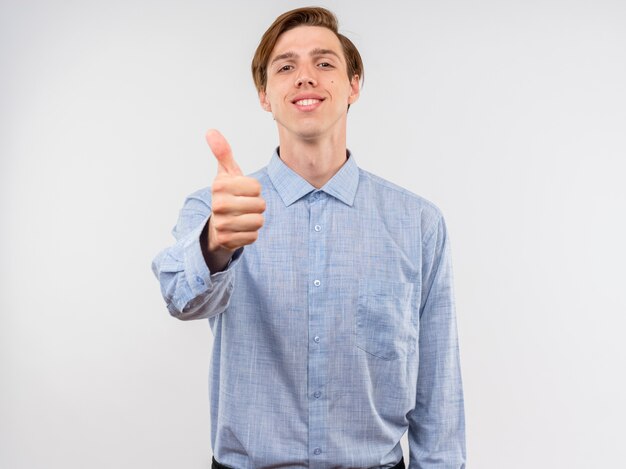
[357,168,444,230]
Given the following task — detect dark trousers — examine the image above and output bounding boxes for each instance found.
[212,455,405,469]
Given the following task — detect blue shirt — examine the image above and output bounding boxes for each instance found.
[152,150,465,468]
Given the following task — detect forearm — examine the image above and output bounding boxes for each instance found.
[152,191,242,321]
[408,316,465,468]
[152,217,241,320]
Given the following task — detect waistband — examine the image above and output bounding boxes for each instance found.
[212,455,405,469]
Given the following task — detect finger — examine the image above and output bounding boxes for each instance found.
[219,231,260,250]
[205,129,243,176]
[214,213,264,232]
[211,195,266,215]
[212,175,262,197]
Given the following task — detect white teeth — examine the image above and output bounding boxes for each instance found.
[295,99,320,106]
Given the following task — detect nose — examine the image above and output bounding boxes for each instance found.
[295,72,317,88]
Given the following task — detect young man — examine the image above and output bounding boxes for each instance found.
[152,7,465,469]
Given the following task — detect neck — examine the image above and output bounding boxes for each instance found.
[277,132,348,189]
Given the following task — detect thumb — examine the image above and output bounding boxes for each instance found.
[205,129,243,176]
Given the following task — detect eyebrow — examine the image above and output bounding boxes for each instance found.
[310,48,341,59]
[270,48,341,65]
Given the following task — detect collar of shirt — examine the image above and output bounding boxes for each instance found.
[267,148,360,207]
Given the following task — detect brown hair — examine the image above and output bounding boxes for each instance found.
[251,6,364,93]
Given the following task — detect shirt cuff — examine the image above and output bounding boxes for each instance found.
[183,216,244,297]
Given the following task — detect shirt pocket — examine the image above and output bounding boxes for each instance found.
[355,280,417,361]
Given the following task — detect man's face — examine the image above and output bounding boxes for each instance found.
[259,26,360,142]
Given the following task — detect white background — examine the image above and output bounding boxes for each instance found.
[2,1,625,468]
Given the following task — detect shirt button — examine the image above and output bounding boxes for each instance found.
[314,225,321,232]
[313,448,322,455]
[313,279,321,287]
[195,276,204,285]
[314,391,321,398]
[314,336,320,343]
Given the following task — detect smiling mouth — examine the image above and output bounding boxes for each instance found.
[294,98,322,106]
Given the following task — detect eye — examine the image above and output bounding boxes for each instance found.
[318,62,334,68]
[278,64,293,72]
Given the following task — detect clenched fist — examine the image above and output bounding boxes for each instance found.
[203,130,266,272]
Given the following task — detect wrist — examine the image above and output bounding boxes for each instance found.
[201,218,233,273]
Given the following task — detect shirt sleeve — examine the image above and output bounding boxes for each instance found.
[408,213,466,468]
[151,189,243,321]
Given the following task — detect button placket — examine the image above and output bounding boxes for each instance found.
[307,190,327,465]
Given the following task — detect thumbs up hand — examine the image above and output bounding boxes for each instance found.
[204,130,266,268]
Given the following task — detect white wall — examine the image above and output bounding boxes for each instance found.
[2,1,625,467]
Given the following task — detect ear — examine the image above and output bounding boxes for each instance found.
[259,90,272,112]
[347,74,360,105]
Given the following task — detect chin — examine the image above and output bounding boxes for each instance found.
[276,118,330,142]
[281,123,324,141]
[296,128,324,141]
